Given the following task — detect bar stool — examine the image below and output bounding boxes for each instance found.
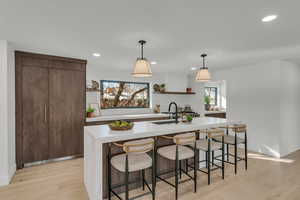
[214,124,247,174]
[156,133,197,200]
[108,138,156,200]
[189,128,225,185]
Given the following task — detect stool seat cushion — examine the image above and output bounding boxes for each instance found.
[111,153,152,172]
[214,135,244,145]
[190,139,222,151]
[158,145,194,160]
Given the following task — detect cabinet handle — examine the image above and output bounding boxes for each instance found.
[44,104,47,123]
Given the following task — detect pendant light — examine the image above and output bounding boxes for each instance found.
[132,40,152,77]
[195,53,211,82]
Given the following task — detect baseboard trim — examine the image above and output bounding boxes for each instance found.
[0,164,16,187]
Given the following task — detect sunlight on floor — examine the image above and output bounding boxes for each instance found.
[248,153,295,163]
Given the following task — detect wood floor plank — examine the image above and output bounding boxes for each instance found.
[0,150,299,200]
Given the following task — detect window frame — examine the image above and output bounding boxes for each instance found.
[100,80,150,109]
[204,87,218,106]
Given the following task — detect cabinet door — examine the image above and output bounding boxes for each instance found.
[49,68,85,159]
[22,66,49,163]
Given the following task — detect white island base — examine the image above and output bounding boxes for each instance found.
[84,117,238,200]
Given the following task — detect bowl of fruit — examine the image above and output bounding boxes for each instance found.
[109,120,134,131]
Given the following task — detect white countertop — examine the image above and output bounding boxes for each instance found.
[84,117,239,143]
[86,113,169,122]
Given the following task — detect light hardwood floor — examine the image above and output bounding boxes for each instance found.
[0,150,299,200]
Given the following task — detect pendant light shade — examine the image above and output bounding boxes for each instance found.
[195,54,211,82]
[132,40,152,77]
[195,68,211,82]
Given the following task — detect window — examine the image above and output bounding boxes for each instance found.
[100,80,150,109]
[204,87,218,106]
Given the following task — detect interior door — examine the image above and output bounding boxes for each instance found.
[49,67,85,159]
[22,66,49,163]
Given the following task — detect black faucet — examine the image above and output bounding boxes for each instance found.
[168,102,178,123]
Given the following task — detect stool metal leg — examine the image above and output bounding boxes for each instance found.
[175,145,179,200]
[208,139,211,185]
[142,169,145,191]
[193,141,197,193]
[205,151,208,168]
[245,131,248,170]
[234,133,237,174]
[179,160,182,179]
[212,151,215,166]
[108,144,112,200]
[125,154,129,200]
[222,136,225,179]
[152,140,156,200]
[226,128,229,162]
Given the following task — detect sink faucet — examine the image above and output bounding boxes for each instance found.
[168,102,178,123]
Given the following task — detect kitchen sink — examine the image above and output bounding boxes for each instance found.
[152,120,178,125]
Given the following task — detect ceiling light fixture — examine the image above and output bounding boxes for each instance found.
[132,40,152,77]
[195,54,211,82]
[191,67,197,71]
[262,15,277,22]
[93,53,101,57]
[150,61,157,65]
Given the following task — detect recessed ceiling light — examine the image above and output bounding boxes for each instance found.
[93,53,101,57]
[151,61,157,65]
[191,67,197,71]
[262,15,277,22]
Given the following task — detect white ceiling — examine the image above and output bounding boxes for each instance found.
[1,0,300,73]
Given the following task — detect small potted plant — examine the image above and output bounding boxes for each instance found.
[86,106,96,118]
[186,114,193,123]
[204,96,211,111]
[160,83,166,92]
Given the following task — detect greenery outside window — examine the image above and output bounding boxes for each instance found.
[100,80,150,109]
[204,87,218,106]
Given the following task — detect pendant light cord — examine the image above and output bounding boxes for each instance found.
[139,40,146,59]
[141,43,144,59]
[201,53,207,69]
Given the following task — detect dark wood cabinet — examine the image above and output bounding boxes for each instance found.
[21,66,49,164]
[49,68,85,159]
[16,51,86,169]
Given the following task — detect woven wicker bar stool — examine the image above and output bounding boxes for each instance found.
[189,128,225,185]
[108,138,156,200]
[156,133,197,200]
[214,124,247,174]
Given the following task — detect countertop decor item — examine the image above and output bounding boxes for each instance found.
[153,84,160,92]
[182,114,193,123]
[186,88,192,93]
[153,104,161,113]
[86,80,100,92]
[204,96,211,111]
[132,40,152,77]
[195,54,211,82]
[89,103,100,116]
[86,106,96,118]
[109,121,134,131]
[159,83,166,92]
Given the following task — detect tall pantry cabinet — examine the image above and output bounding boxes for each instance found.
[15,51,86,169]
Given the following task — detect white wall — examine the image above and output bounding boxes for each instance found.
[86,68,192,115]
[279,61,300,156]
[205,60,300,158]
[212,60,282,157]
[0,40,16,186]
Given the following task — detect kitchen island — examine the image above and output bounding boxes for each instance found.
[84,117,238,200]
